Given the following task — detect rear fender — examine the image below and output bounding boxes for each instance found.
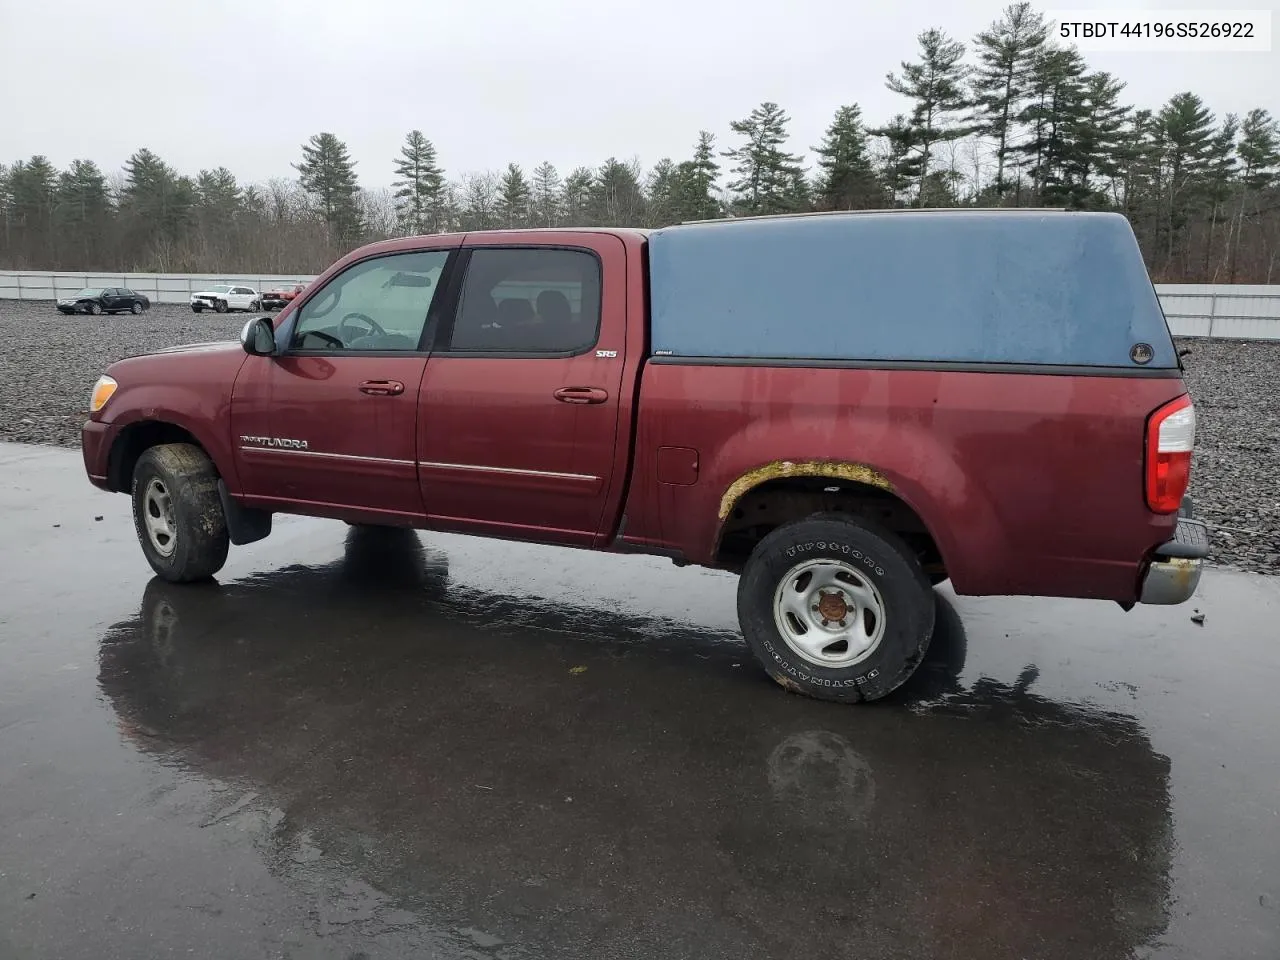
[706,418,1008,593]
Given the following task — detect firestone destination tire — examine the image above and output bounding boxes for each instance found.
[737,513,935,704]
[131,443,230,583]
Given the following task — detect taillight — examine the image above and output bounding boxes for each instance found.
[1145,394,1195,513]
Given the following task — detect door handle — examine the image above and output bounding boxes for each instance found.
[359,379,405,396]
[553,386,608,405]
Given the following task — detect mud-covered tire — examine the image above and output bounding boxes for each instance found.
[737,513,935,704]
[131,443,230,583]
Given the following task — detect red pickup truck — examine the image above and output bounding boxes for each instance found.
[81,210,1208,703]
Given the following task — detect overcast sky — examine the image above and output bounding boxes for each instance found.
[2,0,1275,187]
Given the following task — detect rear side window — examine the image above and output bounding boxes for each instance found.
[447,248,601,354]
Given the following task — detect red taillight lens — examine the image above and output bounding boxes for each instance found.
[1145,394,1195,513]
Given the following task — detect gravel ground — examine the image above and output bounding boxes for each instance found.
[1,299,1276,574]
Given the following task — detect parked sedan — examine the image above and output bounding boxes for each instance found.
[190,285,261,313]
[57,287,151,315]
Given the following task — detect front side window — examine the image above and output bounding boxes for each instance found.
[448,248,601,354]
[290,250,449,352]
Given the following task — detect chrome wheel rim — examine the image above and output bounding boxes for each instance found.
[772,558,886,668]
[143,478,177,557]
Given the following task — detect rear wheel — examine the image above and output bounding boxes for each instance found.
[737,513,935,703]
[131,301,142,314]
[131,443,230,583]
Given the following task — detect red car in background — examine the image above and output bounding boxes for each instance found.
[260,281,307,311]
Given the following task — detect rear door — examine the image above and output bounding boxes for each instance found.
[231,245,459,520]
[417,236,628,546]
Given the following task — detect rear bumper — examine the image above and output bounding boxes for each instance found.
[1139,516,1209,605]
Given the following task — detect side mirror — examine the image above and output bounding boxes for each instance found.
[241,317,276,356]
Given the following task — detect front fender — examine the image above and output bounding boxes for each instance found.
[99,385,239,493]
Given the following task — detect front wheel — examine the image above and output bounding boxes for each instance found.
[88,302,101,315]
[214,299,227,313]
[192,303,203,313]
[737,514,935,703]
[131,443,230,583]
[131,301,142,314]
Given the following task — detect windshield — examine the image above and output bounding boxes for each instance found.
[74,288,103,298]
[203,285,233,294]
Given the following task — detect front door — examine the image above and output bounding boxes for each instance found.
[231,246,458,521]
[417,238,628,546]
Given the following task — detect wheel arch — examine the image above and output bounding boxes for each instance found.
[106,419,231,493]
[712,461,950,584]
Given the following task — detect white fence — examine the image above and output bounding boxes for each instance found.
[1,270,1278,341]
[0,271,318,305]
[1152,284,1280,340]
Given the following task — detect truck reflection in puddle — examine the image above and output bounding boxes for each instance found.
[97,525,1174,960]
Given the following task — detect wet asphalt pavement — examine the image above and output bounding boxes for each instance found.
[1,442,1278,960]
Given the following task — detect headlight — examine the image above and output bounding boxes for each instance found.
[90,375,118,413]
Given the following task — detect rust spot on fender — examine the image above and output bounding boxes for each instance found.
[717,460,895,521]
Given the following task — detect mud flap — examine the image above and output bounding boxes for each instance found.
[217,480,272,545]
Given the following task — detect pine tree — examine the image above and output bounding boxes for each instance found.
[588,157,645,226]
[294,132,362,248]
[561,167,595,225]
[393,130,445,235]
[1069,72,1130,200]
[871,115,923,205]
[1157,92,1216,261]
[195,167,243,216]
[885,28,970,205]
[1015,46,1087,202]
[672,131,722,221]
[7,157,59,266]
[968,3,1048,197]
[0,164,11,259]
[723,102,806,215]
[55,160,111,268]
[1201,114,1239,276]
[118,149,195,267]
[1227,109,1280,279]
[813,105,883,210]
[497,163,531,227]
[1237,109,1280,189]
[531,161,562,226]
[645,158,679,227]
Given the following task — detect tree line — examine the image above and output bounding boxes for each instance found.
[2,3,1277,282]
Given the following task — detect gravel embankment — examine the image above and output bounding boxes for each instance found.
[1,299,1276,574]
